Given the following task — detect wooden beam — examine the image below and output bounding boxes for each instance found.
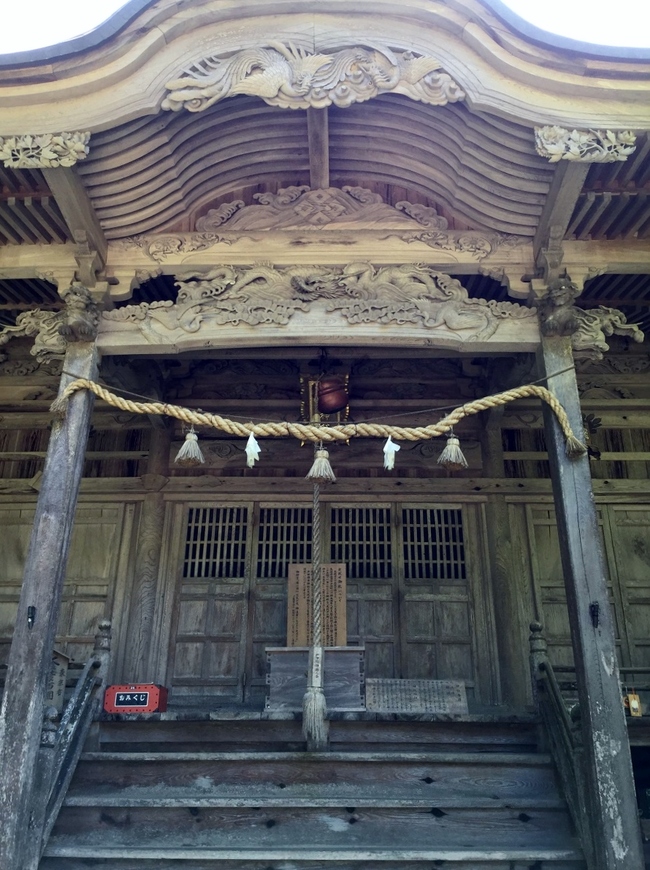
[537,335,644,870]
[307,107,329,190]
[42,167,108,268]
[533,162,590,270]
[122,425,170,681]
[0,341,99,869]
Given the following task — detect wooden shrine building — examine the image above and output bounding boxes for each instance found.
[1,1,650,867]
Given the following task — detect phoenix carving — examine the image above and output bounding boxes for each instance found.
[162,42,465,111]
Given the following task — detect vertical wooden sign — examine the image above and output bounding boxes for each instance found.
[45,650,70,713]
[287,564,346,646]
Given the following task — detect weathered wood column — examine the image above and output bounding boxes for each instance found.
[0,340,99,869]
[538,334,644,870]
[123,424,170,680]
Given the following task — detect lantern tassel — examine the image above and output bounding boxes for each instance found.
[306,446,336,483]
[245,432,261,468]
[383,436,400,470]
[437,433,468,471]
[175,426,205,467]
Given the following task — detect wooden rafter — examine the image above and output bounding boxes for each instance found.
[42,167,108,269]
[533,162,590,276]
[307,107,329,190]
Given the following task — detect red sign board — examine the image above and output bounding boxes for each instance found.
[104,684,168,714]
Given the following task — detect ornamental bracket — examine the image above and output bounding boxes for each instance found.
[0,132,90,169]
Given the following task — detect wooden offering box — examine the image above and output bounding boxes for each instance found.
[266,647,364,711]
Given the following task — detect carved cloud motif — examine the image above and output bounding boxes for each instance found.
[162,42,465,112]
[195,186,449,231]
[103,263,534,344]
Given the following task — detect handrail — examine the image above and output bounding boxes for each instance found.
[529,622,592,865]
[26,619,111,869]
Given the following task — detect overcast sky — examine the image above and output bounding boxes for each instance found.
[0,0,648,54]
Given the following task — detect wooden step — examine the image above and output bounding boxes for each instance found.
[48,805,580,851]
[41,846,586,868]
[72,751,558,799]
[96,714,541,754]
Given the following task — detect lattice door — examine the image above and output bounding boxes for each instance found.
[246,504,312,700]
[330,504,397,677]
[169,500,489,704]
[399,506,478,698]
[169,505,252,702]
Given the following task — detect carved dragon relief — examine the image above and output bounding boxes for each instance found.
[115,186,526,263]
[537,276,644,360]
[162,42,465,112]
[0,283,100,361]
[102,262,536,346]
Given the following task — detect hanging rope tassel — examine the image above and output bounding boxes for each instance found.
[174,426,205,467]
[437,432,468,471]
[245,432,261,468]
[306,444,336,483]
[383,436,400,470]
[303,646,328,751]
[302,481,329,751]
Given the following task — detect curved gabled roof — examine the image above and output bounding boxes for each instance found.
[0,0,648,134]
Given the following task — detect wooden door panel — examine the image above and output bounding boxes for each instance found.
[0,504,123,664]
[606,507,650,669]
[527,505,625,668]
[399,506,480,699]
[246,505,311,699]
[329,504,397,678]
[169,505,251,701]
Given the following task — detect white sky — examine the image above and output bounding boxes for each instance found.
[0,0,648,54]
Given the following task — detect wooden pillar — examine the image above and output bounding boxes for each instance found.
[122,425,170,681]
[0,341,99,870]
[481,407,535,707]
[538,335,643,870]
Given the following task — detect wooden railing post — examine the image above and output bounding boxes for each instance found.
[538,335,643,870]
[0,341,99,870]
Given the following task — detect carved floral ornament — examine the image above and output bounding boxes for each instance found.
[161,42,465,112]
[0,132,91,169]
[116,186,525,263]
[534,126,636,163]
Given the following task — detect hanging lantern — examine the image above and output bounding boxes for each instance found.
[437,432,468,471]
[317,376,348,415]
[174,426,205,467]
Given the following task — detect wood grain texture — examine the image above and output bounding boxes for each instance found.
[0,342,99,870]
[538,336,644,870]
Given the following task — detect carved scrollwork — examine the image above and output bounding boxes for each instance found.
[162,42,465,112]
[535,126,636,163]
[397,230,524,260]
[115,233,231,263]
[0,132,90,168]
[103,262,535,345]
[195,185,449,232]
